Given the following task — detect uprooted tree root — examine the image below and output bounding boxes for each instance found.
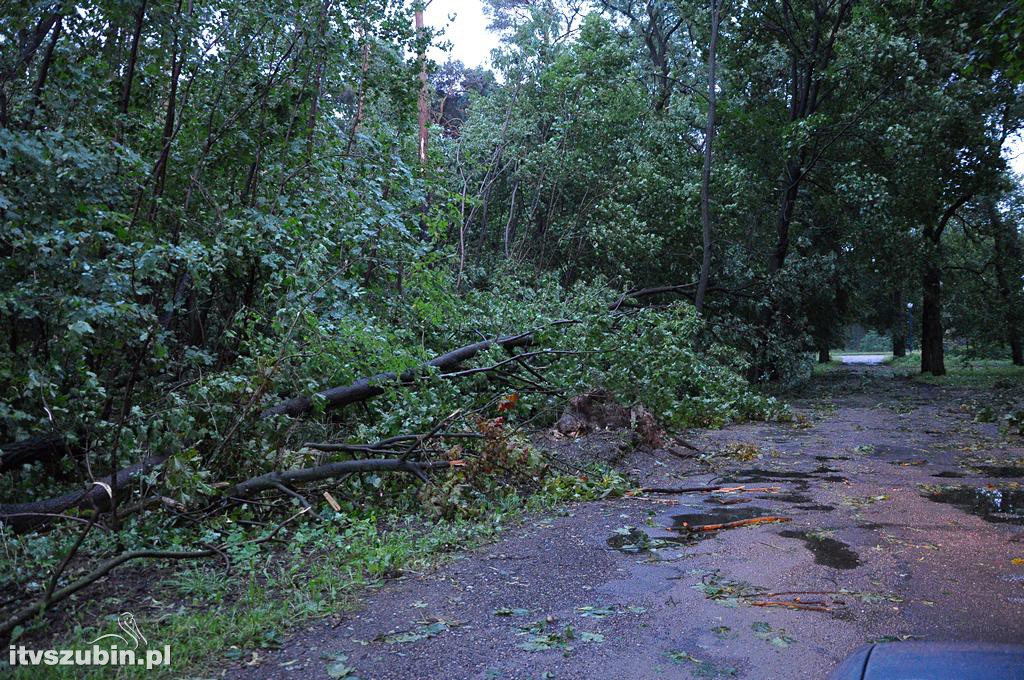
[553,390,663,448]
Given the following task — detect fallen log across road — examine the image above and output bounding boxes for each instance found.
[260,321,575,419]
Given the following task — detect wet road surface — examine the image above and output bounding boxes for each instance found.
[229,364,1024,679]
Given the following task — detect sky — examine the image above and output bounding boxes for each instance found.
[423,1,1024,180]
[425,0,497,68]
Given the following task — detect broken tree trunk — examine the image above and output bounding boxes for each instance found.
[0,435,74,474]
[260,323,571,419]
[227,458,453,499]
[0,454,168,533]
[609,283,698,311]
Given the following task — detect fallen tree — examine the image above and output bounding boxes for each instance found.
[0,454,168,533]
[0,435,76,474]
[261,280,720,421]
[227,458,455,499]
[609,283,699,311]
[260,322,574,419]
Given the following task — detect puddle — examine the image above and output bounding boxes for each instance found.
[668,507,786,541]
[721,469,813,489]
[932,466,1024,479]
[721,468,848,491]
[778,530,861,569]
[815,455,850,462]
[922,485,1024,524]
[856,522,898,530]
[672,506,776,527]
[607,527,687,553]
[723,469,819,482]
[756,492,813,504]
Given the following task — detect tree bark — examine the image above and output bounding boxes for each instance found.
[817,346,831,363]
[0,436,74,474]
[26,16,62,123]
[227,458,452,499]
[695,0,721,313]
[0,10,62,128]
[891,289,906,357]
[765,0,854,274]
[346,33,371,155]
[769,161,801,273]
[919,196,970,375]
[0,454,168,533]
[415,4,429,165]
[920,259,945,375]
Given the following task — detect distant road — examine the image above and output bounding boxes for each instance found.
[837,353,889,365]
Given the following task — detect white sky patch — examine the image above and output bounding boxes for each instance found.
[426,0,497,67]
[1004,132,1024,185]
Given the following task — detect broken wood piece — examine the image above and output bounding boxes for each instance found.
[680,516,791,532]
[748,600,832,612]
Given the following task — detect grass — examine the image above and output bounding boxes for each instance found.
[2,469,630,679]
[888,352,1024,387]
[810,351,893,377]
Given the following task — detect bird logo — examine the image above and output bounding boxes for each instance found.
[89,612,148,649]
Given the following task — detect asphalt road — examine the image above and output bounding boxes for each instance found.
[229,364,1024,680]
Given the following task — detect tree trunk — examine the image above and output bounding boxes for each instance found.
[769,162,801,273]
[306,0,331,158]
[116,0,147,142]
[891,289,906,357]
[26,16,62,122]
[150,0,187,217]
[415,5,429,165]
[892,332,906,358]
[695,0,721,313]
[987,198,1024,366]
[918,196,969,375]
[0,11,63,128]
[818,346,831,363]
[920,259,945,375]
[346,34,371,155]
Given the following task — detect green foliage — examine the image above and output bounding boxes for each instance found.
[2,0,1022,668]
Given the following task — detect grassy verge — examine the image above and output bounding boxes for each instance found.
[888,352,1024,387]
[3,469,630,679]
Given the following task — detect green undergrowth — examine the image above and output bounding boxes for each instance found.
[3,463,631,679]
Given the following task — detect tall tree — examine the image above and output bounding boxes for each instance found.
[695,0,723,312]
